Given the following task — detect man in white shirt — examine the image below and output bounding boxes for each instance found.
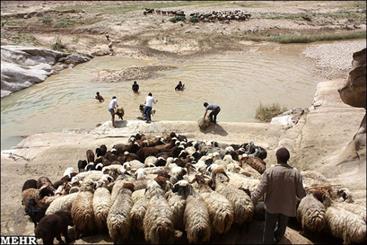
[108,96,118,127]
[144,92,157,123]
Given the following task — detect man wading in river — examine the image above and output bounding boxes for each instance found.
[203,102,221,124]
[108,96,119,128]
[251,147,306,244]
[144,92,157,123]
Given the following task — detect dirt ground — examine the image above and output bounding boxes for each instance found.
[1,1,366,244]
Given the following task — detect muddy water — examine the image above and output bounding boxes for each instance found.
[1,43,321,149]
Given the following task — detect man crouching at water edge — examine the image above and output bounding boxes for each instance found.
[108,96,118,128]
[251,147,306,244]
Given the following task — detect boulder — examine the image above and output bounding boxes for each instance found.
[338,48,366,160]
[58,53,93,65]
[338,48,366,108]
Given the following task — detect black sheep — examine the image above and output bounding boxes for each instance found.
[25,198,47,228]
[35,211,73,245]
[77,160,88,172]
[95,144,107,157]
[22,179,38,191]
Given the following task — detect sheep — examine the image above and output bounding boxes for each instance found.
[22,188,39,206]
[93,183,112,231]
[102,164,125,180]
[70,170,103,184]
[71,180,97,237]
[96,144,107,157]
[212,167,254,225]
[22,179,38,191]
[195,175,234,235]
[130,189,148,232]
[332,202,366,222]
[183,184,211,244]
[143,180,175,244]
[45,192,78,215]
[227,172,260,194]
[37,176,54,190]
[240,156,266,174]
[145,156,158,167]
[325,206,366,244]
[107,182,134,243]
[296,194,326,233]
[165,180,191,230]
[78,160,88,172]
[24,198,47,228]
[86,149,95,163]
[34,211,73,245]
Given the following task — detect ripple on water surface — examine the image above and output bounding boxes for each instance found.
[1,44,320,150]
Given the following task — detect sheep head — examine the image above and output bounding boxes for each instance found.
[122,182,135,192]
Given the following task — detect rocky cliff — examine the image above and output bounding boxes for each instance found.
[1,46,92,97]
[338,48,366,160]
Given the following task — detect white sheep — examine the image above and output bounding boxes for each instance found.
[70,170,103,185]
[325,206,366,244]
[107,182,134,243]
[212,167,254,225]
[297,194,326,232]
[195,175,234,235]
[143,180,175,244]
[93,184,112,231]
[184,188,211,244]
[332,202,366,222]
[130,189,147,232]
[45,192,78,215]
[71,181,97,237]
[144,156,157,167]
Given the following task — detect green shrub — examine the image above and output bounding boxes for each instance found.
[255,103,288,122]
[53,18,76,28]
[41,15,52,25]
[51,37,66,51]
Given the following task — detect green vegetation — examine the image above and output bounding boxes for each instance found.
[53,18,77,28]
[51,37,66,51]
[169,15,186,23]
[255,103,288,122]
[11,33,40,45]
[41,15,53,25]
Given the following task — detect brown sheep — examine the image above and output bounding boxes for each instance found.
[22,179,38,191]
[240,156,266,174]
[37,176,54,190]
[35,211,73,245]
[86,149,95,163]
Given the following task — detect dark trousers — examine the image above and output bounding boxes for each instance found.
[209,107,221,123]
[144,106,152,122]
[263,211,289,244]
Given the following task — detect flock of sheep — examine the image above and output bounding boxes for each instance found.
[143,8,251,23]
[21,132,366,244]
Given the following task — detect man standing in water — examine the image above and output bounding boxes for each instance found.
[108,96,118,128]
[95,92,104,102]
[144,92,157,123]
[251,147,306,244]
[203,102,221,124]
[132,81,139,93]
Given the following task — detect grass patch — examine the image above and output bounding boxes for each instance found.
[255,103,288,122]
[40,15,53,25]
[51,37,66,51]
[11,33,40,45]
[53,18,77,28]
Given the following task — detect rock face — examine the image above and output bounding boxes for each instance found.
[338,48,366,160]
[1,45,93,98]
[339,48,366,108]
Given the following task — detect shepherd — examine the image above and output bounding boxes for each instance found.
[108,96,118,127]
[203,102,221,124]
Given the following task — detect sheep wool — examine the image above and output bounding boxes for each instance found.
[326,206,366,245]
[107,184,134,243]
[93,186,112,230]
[143,183,175,244]
[166,191,186,230]
[71,182,96,236]
[184,193,211,244]
[297,194,326,232]
[130,189,148,232]
[45,192,78,215]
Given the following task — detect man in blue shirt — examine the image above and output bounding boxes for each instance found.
[203,102,221,124]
